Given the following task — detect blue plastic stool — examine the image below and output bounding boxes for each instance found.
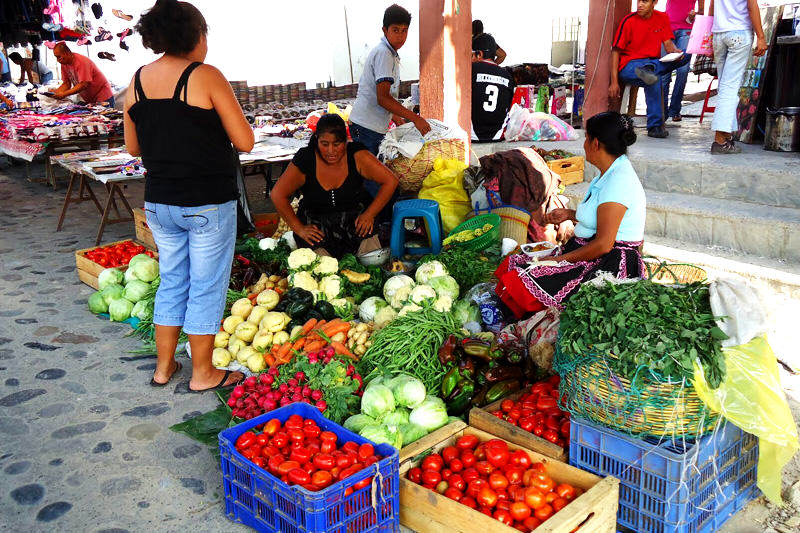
[390,199,443,257]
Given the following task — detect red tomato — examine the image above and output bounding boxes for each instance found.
[338,465,360,480]
[353,476,373,490]
[507,408,522,421]
[518,416,535,432]
[341,441,358,454]
[320,431,337,443]
[358,443,374,461]
[443,487,462,501]
[320,440,335,454]
[277,460,301,476]
[545,415,561,431]
[523,516,542,530]
[542,429,560,444]
[289,447,312,464]
[461,467,479,484]
[336,455,353,469]
[560,421,571,439]
[531,473,556,493]
[256,434,269,447]
[442,446,460,464]
[552,497,568,512]
[489,471,509,491]
[267,454,284,474]
[272,432,288,448]
[505,467,524,486]
[288,428,305,443]
[493,509,513,526]
[536,395,557,411]
[460,496,477,509]
[449,474,466,492]
[509,501,531,521]
[478,506,493,517]
[313,453,335,470]
[461,450,476,468]
[496,498,511,511]
[311,470,333,488]
[456,434,479,450]
[466,478,487,498]
[545,492,558,504]
[303,425,321,439]
[485,441,510,468]
[524,487,545,509]
[284,415,303,430]
[287,468,311,485]
[556,483,576,500]
[441,469,452,481]
[475,460,495,476]
[534,503,554,521]
[510,450,532,469]
[474,444,486,461]
[251,456,266,468]
[422,454,444,472]
[477,486,498,509]
[421,470,441,487]
[449,458,463,473]
[500,399,515,413]
[235,432,255,450]
[264,419,281,436]
[407,467,422,484]
[530,462,546,473]
[262,445,280,458]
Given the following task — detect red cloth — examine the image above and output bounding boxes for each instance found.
[613,11,675,71]
[60,53,113,104]
[494,255,545,319]
[665,0,697,31]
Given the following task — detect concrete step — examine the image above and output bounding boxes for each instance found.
[564,183,800,263]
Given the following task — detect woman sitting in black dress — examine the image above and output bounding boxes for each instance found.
[270,114,398,257]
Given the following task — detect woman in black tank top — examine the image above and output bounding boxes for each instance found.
[270,114,399,257]
[124,1,254,392]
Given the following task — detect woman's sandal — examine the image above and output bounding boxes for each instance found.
[188,370,242,393]
[149,361,182,387]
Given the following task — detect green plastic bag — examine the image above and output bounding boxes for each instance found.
[692,336,799,504]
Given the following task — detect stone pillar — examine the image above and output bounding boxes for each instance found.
[418,0,472,137]
[583,0,632,122]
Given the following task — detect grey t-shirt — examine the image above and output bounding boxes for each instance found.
[349,36,400,134]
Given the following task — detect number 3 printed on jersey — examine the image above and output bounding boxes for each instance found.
[483,85,499,112]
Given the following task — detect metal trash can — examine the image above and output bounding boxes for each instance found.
[764,107,800,152]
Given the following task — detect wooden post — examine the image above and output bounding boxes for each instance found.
[418,0,472,139]
[583,0,632,122]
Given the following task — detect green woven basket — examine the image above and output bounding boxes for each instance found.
[446,213,501,251]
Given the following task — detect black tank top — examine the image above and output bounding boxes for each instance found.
[129,62,238,207]
[291,142,371,214]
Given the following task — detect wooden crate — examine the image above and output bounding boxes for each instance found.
[399,425,619,533]
[133,208,157,251]
[75,239,156,290]
[548,156,584,186]
[399,421,468,463]
[469,389,567,462]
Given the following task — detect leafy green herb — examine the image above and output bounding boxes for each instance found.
[276,355,360,423]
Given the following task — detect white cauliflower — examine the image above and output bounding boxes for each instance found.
[374,305,398,328]
[433,295,453,312]
[415,260,448,284]
[313,256,339,277]
[330,297,349,309]
[288,248,317,271]
[289,270,318,292]
[409,284,437,305]
[318,275,342,300]
[398,303,422,316]
[390,285,414,310]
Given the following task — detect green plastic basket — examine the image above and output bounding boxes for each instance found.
[446,213,501,251]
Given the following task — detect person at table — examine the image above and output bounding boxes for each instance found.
[471,33,515,142]
[495,112,646,316]
[52,42,114,106]
[124,0,254,391]
[8,52,54,85]
[270,113,398,258]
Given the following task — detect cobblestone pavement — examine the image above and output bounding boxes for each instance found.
[0,159,249,532]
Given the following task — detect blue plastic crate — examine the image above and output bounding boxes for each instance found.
[570,417,759,533]
[219,403,400,533]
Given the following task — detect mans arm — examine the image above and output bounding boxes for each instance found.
[495,45,507,65]
[664,39,682,54]
[376,82,431,135]
[55,81,89,98]
[747,0,767,56]
[608,49,621,99]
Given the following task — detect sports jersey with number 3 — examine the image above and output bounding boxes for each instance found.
[471,60,515,142]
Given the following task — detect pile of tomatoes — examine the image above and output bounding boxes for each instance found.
[234,415,383,493]
[492,376,570,448]
[83,241,154,268]
[406,434,579,531]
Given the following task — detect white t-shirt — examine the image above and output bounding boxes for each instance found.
[712,0,753,33]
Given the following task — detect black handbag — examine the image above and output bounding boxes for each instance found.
[692,55,717,77]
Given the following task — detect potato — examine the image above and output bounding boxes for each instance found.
[332,332,345,343]
[214,331,230,348]
[223,315,244,334]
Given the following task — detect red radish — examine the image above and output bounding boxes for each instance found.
[288,378,298,387]
[227,396,237,407]
[315,400,327,412]
[295,372,306,382]
[244,376,257,388]
[232,386,245,399]
[311,390,323,401]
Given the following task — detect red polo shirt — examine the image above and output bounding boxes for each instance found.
[613,11,674,71]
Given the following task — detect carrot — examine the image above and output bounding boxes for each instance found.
[292,337,306,351]
[304,340,326,353]
[276,342,292,360]
[274,287,284,295]
[300,318,318,335]
[265,354,276,367]
[247,293,258,302]
[323,321,350,338]
[331,341,357,360]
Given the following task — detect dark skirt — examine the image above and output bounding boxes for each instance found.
[295,207,375,258]
[496,236,645,316]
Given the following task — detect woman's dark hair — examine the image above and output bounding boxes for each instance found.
[135,0,208,55]
[8,52,22,63]
[585,111,637,156]
[472,20,484,36]
[383,4,412,28]
[310,114,348,151]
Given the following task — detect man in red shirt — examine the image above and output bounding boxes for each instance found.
[52,43,114,107]
[608,0,689,138]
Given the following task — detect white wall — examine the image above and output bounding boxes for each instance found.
[7,0,591,89]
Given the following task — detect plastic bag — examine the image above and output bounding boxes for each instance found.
[709,274,769,348]
[417,158,471,233]
[692,336,800,504]
[504,104,579,142]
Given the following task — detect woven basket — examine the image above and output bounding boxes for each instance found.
[470,206,530,245]
[447,213,501,251]
[644,259,708,284]
[560,352,719,438]
[386,138,466,193]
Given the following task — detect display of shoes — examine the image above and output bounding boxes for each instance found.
[112,9,133,21]
[76,36,92,46]
[95,27,112,42]
[97,52,116,62]
[91,3,103,19]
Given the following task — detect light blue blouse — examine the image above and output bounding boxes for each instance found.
[573,155,646,242]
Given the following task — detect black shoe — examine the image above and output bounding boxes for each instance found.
[635,67,659,86]
[648,127,669,138]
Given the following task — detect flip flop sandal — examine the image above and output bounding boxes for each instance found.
[188,369,241,393]
[113,9,133,21]
[117,28,132,39]
[77,36,92,46]
[95,27,112,42]
[98,52,116,61]
[149,361,183,387]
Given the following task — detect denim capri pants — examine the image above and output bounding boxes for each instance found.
[144,200,236,335]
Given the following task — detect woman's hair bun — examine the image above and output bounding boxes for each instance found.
[585,111,637,156]
[619,116,637,147]
[136,1,208,55]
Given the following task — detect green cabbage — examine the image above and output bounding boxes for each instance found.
[452,298,480,325]
[108,298,134,322]
[387,374,426,409]
[131,256,159,283]
[124,268,138,284]
[127,253,152,269]
[131,299,153,321]
[382,408,410,428]
[87,291,108,314]
[428,275,460,300]
[101,284,125,305]
[359,424,403,449]
[399,423,428,445]
[122,280,150,303]
[359,296,388,322]
[409,396,449,432]
[343,414,375,434]
[360,384,395,418]
[97,268,124,290]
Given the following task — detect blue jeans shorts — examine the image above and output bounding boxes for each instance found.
[144,200,236,335]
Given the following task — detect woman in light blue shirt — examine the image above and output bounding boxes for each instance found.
[495,112,647,314]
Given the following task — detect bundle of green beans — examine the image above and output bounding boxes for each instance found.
[358,308,459,393]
